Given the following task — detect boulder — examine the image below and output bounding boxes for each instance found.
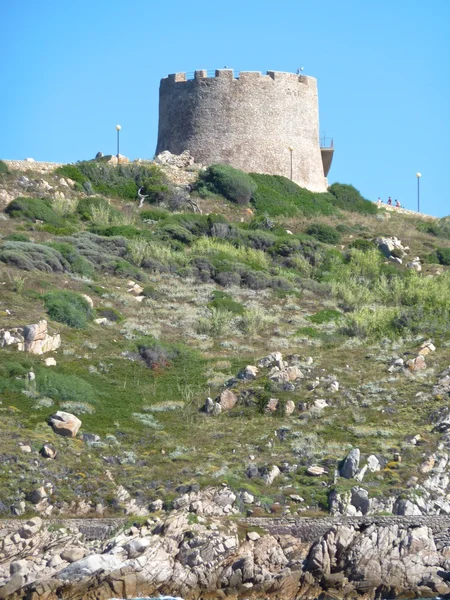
[266,398,279,412]
[44,357,57,366]
[218,389,237,410]
[258,352,284,369]
[40,443,57,459]
[155,150,194,168]
[29,487,47,505]
[340,448,360,479]
[264,465,281,486]
[239,365,258,380]
[247,531,260,541]
[367,454,381,472]
[241,491,254,504]
[0,319,60,354]
[285,400,295,415]
[307,465,326,476]
[407,355,426,371]
[48,411,82,437]
[19,517,42,539]
[61,547,86,563]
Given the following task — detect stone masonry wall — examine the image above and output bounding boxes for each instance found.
[156,69,328,193]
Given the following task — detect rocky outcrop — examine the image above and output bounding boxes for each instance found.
[48,411,82,437]
[2,515,450,600]
[0,320,60,354]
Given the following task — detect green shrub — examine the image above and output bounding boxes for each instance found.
[44,290,93,328]
[0,160,9,174]
[348,238,374,252]
[142,285,161,299]
[250,174,336,217]
[140,208,170,221]
[68,161,168,201]
[90,225,148,240]
[76,196,122,224]
[54,164,87,184]
[418,217,450,240]
[306,223,341,244]
[45,242,95,277]
[4,233,30,242]
[433,247,450,266]
[5,197,64,226]
[196,164,257,205]
[328,183,377,215]
[295,326,320,338]
[37,370,96,403]
[308,309,343,324]
[208,290,245,315]
[0,241,69,272]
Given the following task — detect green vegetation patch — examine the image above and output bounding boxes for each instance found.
[37,370,96,404]
[208,290,245,315]
[5,197,65,226]
[0,241,69,272]
[44,290,93,328]
[250,174,336,217]
[196,164,257,205]
[0,160,9,175]
[307,309,343,324]
[328,183,377,215]
[306,223,341,244]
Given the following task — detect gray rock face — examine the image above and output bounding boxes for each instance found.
[0,319,60,354]
[340,448,360,479]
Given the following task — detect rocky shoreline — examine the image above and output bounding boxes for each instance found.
[2,498,450,600]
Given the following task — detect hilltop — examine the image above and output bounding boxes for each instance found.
[1,153,450,523]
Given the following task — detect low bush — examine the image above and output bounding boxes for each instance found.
[348,238,374,252]
[5,197,64,226]
[432,247,450,266]
[54,164,87,184]
[0,241,69,272]
[196,164,257,205]
[418,217,450,240]
[328,183,377,215]
[306,223,341,244]
[77,196,122,224]
[45,241,95,277]
[142,285,161,299]
[37,370,96,404]
[208,290,245,315]
[308,309,343,324]
[95,306,124,322]
[0,160,9,174]
[140,208,170,222]
[138,338,179,370]
[44,290,93,328]
[250,174,336,217]
[4,233,30,242]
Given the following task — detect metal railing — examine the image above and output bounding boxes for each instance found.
[320,134,334,148]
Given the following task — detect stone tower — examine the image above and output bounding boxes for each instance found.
[155,69,333,193]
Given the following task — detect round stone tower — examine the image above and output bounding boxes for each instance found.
[155,69,333,193]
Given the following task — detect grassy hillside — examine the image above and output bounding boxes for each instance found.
[1,159,450,517]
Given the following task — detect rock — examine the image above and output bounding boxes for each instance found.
[40,443,57,459]
[354,464,367,482]
[264,465,281,486]
[0,319,60,354]
[285,400,295,415]
[150,499,164,512]
[0,573,24,599]
[307,465,326,476]
[19,444,32,453]
[239,365,258,380]
[367,455,381,472]
[407,257,422,272]
[93,318,108,325]
[218,389,237,410]
[407,355,426,371]
[340,448,360,479]
[29,486,47,505]
[289,494,305,503]
[241,491,254,504]
[246,464,259,478]
[266,398,279,412]
[48,411,82,437]
[328,381,339,392]
[61,547,86,563]
[247,531,260,541]
[107,154,130,164]
[351,487,370,515]
[124,537,151,558]
[19,517,42,539]
[44,357,56,366]
[57,554,124,581]
[419,339,436,355]
[155,150,194,168]
[375,236,406,259]
[81,294,94,308]
[314,399,329,410]
[258,352,284,369]
[10,560,28,575]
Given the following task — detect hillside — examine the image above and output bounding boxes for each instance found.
[1,154,450,521]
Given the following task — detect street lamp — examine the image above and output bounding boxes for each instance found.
[288,146,294,180]
[416,172,421,213]
[116,125,121,164]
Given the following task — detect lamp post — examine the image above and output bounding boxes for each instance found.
[416,172,421,213]
[116,125,121,164]
[288,146,294,180]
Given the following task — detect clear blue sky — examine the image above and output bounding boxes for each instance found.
[2,0,449,216]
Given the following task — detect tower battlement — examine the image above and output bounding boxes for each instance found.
[156,69,332,192]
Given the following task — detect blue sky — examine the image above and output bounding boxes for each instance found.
[2,0,449,216]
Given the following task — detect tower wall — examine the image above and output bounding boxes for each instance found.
[156,69,328,193]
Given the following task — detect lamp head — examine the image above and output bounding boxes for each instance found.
[116,125,121,131]
[288,146,294,152]
[416,172,421,178]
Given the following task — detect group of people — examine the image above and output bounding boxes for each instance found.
[377,196,401,208]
